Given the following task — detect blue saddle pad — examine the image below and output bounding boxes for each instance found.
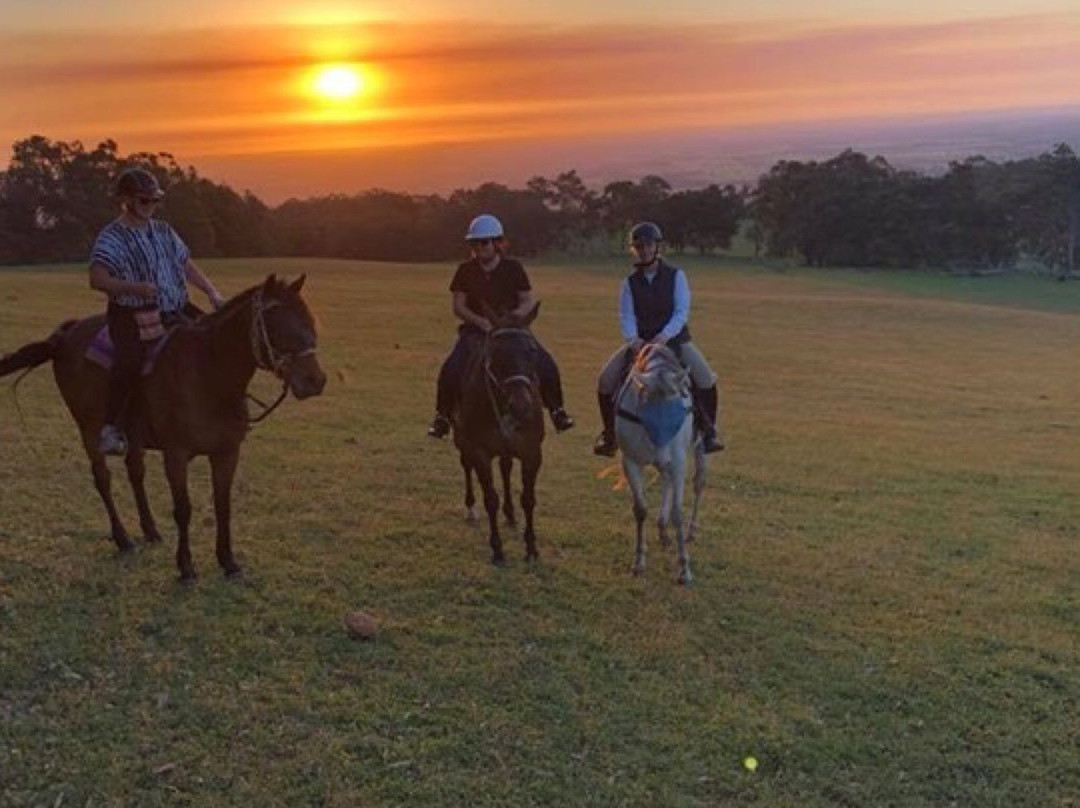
[636,398,691,448]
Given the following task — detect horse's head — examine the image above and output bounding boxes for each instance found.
[630,343,689,401]
[253,274,326,400]
[484,302,542,423]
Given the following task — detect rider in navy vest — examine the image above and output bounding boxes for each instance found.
[88,167,225,457]
[593,221,724,456]
[427,214,575,439]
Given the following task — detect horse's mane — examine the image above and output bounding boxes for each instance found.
[195,286,258,330]
[191,277,315,333]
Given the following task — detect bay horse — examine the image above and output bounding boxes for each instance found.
[0,274,326,583]
[454,303,544,565]
[615,343,707,584]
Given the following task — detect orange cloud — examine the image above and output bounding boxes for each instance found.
[1,14,1079,161]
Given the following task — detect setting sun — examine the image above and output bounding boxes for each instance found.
[311,64,365,101]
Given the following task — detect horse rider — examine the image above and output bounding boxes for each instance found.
[427,214,575,439]
[592,221,724,457]
[88,167,225,456]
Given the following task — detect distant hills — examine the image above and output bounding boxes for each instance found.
[195,106,1080,203]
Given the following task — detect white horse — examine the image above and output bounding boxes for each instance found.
[614,343,707,584]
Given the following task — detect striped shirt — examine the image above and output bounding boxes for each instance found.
[90,218,190,312]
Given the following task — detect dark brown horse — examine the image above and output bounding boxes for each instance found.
[454,303,545,565]
[0,274,326,583]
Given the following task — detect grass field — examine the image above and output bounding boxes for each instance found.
[2,258,1079,806]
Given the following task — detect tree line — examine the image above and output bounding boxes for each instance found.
[1,135,1077,276]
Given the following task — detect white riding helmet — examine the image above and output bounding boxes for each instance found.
[465,214,504,241]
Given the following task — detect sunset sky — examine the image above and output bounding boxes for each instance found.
[2,0,1079,200]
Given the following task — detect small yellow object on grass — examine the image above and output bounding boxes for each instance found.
[744,756,758,772]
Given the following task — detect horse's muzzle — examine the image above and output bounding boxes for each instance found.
[288,354,327,399]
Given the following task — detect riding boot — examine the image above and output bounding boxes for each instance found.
[593,392,617,457]
[693,384,724,453]
[429,350,459,439]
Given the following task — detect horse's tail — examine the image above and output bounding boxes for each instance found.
[0,320,77,378]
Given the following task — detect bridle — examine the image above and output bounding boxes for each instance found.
[482,326,538,436]
[250,288,316,378]
[245,288,317,423]
[484,327,535,393]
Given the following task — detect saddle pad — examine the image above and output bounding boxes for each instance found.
[86,326,173,375]
[635,398,691,448]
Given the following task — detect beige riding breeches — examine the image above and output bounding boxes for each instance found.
[597,341,717,395]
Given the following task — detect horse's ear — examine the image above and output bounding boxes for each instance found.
[521,300,540,327]
[262,274,277,294]
[288,274,306,294]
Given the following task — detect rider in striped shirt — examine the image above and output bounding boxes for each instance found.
[88,167,224,456]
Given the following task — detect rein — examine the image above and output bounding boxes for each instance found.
[616,344,691,426]
[481,327,537,439]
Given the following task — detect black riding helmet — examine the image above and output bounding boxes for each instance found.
[629,221,663,245]
[114,167,164,200]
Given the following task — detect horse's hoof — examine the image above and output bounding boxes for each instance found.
[178,574,197,589]
[224,567,244,581]
[632,565,645,576]
[143,531,163,544]
[116,541,137,554]
[465,508,479,524]
[525,551,538,563]
[492,555,508,567]
[677,573,693,586]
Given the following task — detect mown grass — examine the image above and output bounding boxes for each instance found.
[2,258,1079,806]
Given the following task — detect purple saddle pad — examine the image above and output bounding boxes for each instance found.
[85,327,172,375]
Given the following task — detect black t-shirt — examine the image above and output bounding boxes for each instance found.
[449,257,531,320]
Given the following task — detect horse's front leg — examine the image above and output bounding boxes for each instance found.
[520,451,541,562]
[622,458,649,576]
[163,449,195,584]
[472,453,504,565]
[125,448,162,543]
[210,448,242,579]
[460,449,478,523]
[83,431,134,552]
[670,460,692,586]
[657,465,673,548]
[499,455,517,526]
[687,443,707,544]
